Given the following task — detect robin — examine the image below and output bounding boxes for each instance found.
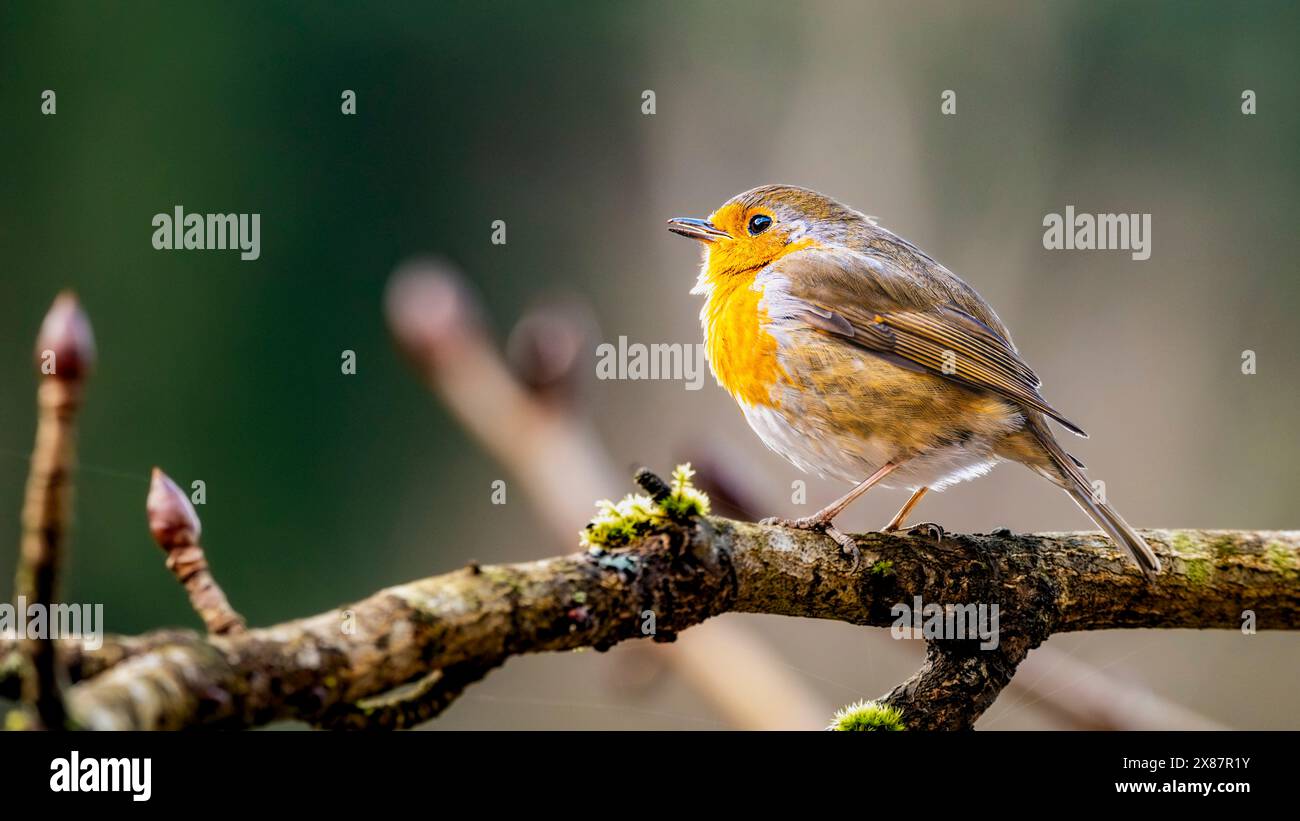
[668,184,1160,579]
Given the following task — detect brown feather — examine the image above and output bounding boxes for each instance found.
[768,245,1087,437]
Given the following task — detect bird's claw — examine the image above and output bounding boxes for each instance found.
[758,515,860,570]
[823,524,861,571]
[759,515,822,529]
[905,522,945,541]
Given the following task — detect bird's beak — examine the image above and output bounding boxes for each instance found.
[667,217,731,243]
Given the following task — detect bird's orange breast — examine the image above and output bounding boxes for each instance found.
[701,274,787,408]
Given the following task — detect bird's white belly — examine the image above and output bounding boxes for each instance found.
[740,401,1004,491]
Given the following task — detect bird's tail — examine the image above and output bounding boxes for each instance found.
[1027,421,1161,581]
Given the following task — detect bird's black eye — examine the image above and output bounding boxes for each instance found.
[747,214,773,235]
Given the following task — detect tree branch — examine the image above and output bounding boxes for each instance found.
[40,501,1298,730]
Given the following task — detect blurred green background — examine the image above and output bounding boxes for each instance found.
[2,1,1297,729]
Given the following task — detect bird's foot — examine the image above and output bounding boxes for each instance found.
[760,515,861,570]
[883,521,945,542]
[907,522,944,541]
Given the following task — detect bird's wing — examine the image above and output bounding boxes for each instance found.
[766,246,1087,437]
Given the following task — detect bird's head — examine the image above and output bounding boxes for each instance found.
[668,184,868,283]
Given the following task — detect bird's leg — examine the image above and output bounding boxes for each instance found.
[880,486,944,540]
[882,486,929,531]
[763,463,900,529]
[761,462,901,568]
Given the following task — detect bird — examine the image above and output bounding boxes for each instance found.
[667,184,1160,580]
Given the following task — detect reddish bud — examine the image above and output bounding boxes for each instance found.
[147,467,201,549]
[384,258,482,367]
[35,291,96,381]
[506,300,593,401]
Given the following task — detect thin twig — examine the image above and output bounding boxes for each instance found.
[146,468,246,636]
[13,292,96,730]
